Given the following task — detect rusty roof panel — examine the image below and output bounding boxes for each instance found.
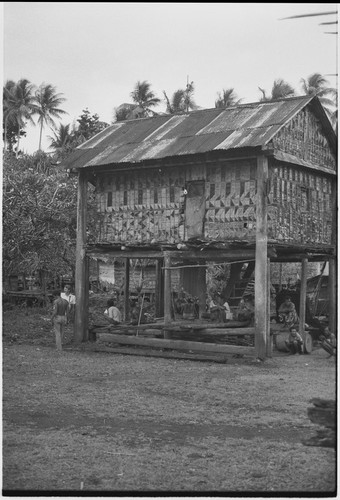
[77,123,125,149]
[63,147,102,169]
[160,108,222,140]
[65,96,331,170]
[142,114,188,142]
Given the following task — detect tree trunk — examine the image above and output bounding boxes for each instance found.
[16,123,20,158]
[38,121,43,151]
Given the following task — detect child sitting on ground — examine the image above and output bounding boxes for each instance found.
[285,326,304,355]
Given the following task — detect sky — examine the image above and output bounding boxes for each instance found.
[3,2,338,154]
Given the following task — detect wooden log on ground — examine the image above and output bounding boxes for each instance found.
[84,344,229,363]
[93,320,250,332]
[163,321,250,330]
[97,333,255,356]
[91,326,163,337]
[163,327,254,336]
[274,332,290,352]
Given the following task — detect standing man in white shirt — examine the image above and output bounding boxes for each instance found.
[60,285,76,323]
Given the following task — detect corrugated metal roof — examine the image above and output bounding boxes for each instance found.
[64,95,328,170]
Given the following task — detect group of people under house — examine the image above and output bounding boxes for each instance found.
[50,281,336,357]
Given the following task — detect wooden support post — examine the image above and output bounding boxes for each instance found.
[123,258,130,322]
[328,257,336,333]
[329,178,337,333]
[74,170,88,343]
[84,257,89,341]
[299,258,308,345]
[197,264,207,319]
[266,258,272,358]
[224,262,244,300]
[163,252,172,338]
[155,259,164,318]
[181,260,206,318]
[254,155,268,360]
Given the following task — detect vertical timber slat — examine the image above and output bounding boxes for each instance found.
[266,258,272,357]
[328,257,336,333]
[123,258,130,322]
[329,178,337,333]
[84,257,89,341]
[255,155,268,359]
[155,259,164,318]
[74,170,88,343]
[299,258,308,344]
[163,252,172,339]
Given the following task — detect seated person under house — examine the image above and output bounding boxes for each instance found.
[104,298,122,325]
[209,292,233,323]
[236,294,255,325]
[278,295,299,329]
[319,327,336,357]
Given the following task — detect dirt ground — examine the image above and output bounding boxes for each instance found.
[2,306,337,495]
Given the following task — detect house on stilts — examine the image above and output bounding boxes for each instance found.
[64,95,337,359]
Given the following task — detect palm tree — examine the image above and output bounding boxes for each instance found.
[130,81,160,117]
[163,82,198,114]
[163,89,186,114]
[48,123,76,160]
[301,73,333,96]
[258,79,295,101]
[183,81,198,112]
[34,83,67,151]
[215,88,243,108]
[4,79,37,157]
[3,80,17,151]
[48,123,73,150]
[301,73,337,129]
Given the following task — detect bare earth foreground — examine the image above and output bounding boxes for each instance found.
[2,308,337,495]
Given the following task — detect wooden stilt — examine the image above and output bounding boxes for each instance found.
[83,257,89,341]
[155,259,164,318]
[266,258,272,358]
[181,260,206,318]
[254,155,268,360]
[123,258,130,321]
[328,257,336,333]
[329,178,337,334]
[74,171,88,343]
[299,258,308,344]
[163,252,172,338]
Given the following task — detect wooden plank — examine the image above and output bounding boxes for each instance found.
[74,170,88,343]
[328,257,336,333]
[123,258,130,322]
[163,252,172,338]
[155,259,164,317]
[93,328,163,336]
[87,344,229,363]
[92,323,253,336]
[254,155,268,359]
[299,258,308,345]
[163,320,250,329]
[185,181,206,238]
[87,247,277,261]
[266,258,272,358]
[97,333,255,356]
[84,257,89,341]
[165,328,254,336]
